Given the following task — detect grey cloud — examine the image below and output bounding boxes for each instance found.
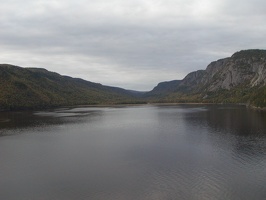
[0,0,266,90]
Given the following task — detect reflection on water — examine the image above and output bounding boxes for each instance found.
[0,105,265,200]
[0,107,105,136]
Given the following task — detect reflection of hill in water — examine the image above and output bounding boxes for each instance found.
[0,107,104,136]
[182,105,266,136]
[180,105,266,159]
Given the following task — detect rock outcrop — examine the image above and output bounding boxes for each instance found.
[178,49,266,92]
[148,49,266,107]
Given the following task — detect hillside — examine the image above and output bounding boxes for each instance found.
[1,49,266,110]
[145,80,181,97]
[147,49,266,108]
[0,64,142,110]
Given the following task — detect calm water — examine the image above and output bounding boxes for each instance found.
[0,105,266,200]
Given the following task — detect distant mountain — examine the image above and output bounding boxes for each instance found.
[0,64,143,110]
[147,49,266,108]
[146,80,181,97]
[1,49,266,110]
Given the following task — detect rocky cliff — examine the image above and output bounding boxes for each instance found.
[177,50,266,92]
[148,49,266,108]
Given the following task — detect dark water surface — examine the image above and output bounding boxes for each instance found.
[0,105,266,200]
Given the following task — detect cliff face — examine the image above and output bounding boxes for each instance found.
[177,50,266,92]
[202,51,266,91]
[148,50,266,107]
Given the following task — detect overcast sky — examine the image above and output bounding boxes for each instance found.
[0,0,266,90]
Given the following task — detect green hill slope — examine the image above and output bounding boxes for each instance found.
[1,49,265,110]
[0,64,141,110]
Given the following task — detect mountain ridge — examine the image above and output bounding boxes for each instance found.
[148,49,266,108]
[0,49,265,110]
[0,64,143,110]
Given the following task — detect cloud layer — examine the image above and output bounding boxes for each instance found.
[1,0,266,90]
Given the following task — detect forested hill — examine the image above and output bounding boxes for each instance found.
[0,64,142,110]
[1,49,266,110]
[146,49,266,108]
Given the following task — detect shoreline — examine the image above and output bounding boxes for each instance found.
[0,102,265,112]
